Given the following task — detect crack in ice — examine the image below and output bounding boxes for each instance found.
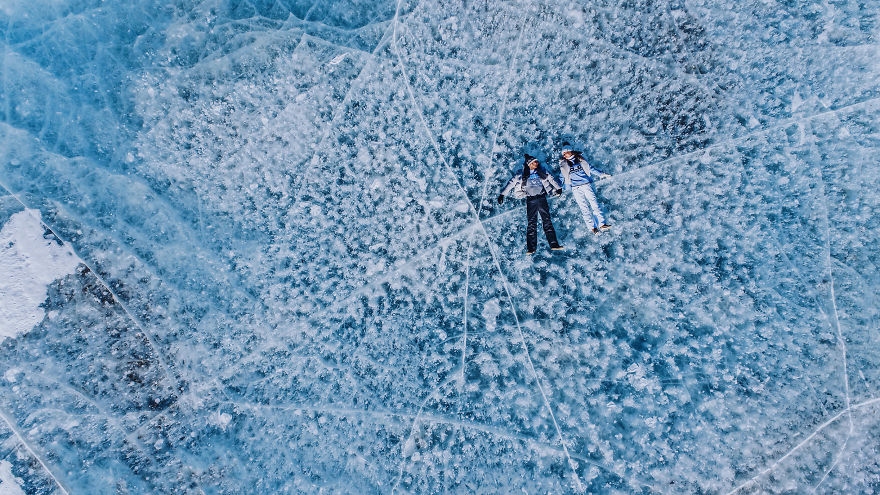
[810,436,849,493]
[0,180,179,389]
[723,112,864,491]
[461,6,529,394]
[603,95,880,188]
[726,396,880,494]
[815,97,859,435]
[0,407,71,495]
[390,1,584,490]
[229,397,657,492]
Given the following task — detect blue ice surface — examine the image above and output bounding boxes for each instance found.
[0,0,879,493]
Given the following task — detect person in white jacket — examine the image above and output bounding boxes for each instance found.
[559,143,612,234]
[497,154,565,254]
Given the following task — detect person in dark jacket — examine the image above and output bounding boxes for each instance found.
[497,155,565,254]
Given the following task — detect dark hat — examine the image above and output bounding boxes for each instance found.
[524,154,538,165]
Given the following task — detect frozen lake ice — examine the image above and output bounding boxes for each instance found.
[0,0,879,493]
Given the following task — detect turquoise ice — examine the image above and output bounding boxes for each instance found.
[1,0,879,493]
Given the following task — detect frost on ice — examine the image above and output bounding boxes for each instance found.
[0,0,880,493]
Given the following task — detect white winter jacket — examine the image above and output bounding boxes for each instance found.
[560,154,606,189]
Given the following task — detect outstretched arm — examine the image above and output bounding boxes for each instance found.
[500,175,519,196]
[578,155,610,179]
[498,175,519,203]
[542,172,562,193]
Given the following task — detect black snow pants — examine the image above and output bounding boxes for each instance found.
[525,194,560,252]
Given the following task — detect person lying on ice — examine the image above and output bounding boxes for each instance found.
[497,154,565,255]
[558,142,612,234]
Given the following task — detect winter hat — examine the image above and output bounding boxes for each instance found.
[561,142,573,154]
[523,154,538,165]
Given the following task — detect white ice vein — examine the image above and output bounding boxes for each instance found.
[0,408,71,495]
[460,8,529,392]
[389,0,584,490]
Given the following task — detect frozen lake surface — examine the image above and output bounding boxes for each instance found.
[1,0,879,493]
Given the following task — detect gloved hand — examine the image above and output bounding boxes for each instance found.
[553,188,563,196]
[600,173,612,180]
[497,194,504,205]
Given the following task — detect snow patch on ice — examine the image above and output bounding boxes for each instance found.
[3,369,19,383]
[0,210,81,343]
[482,299,501,333]
[0,461,25,495]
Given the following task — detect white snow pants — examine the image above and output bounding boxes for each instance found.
[572,183,606,228]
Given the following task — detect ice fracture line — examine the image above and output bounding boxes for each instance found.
[461,8,529,391]
[0,408,70,495]
[807,99,864,490]
[723,112,867,490]
[726,396,880,495]
[390,1,584,491]
[233,398,654,490]
[817,98,857,434]
[766,232,854,493]
[0,179,178,387]
[604,95,880,188]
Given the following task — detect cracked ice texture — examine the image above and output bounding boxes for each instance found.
[1,0,879,493]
